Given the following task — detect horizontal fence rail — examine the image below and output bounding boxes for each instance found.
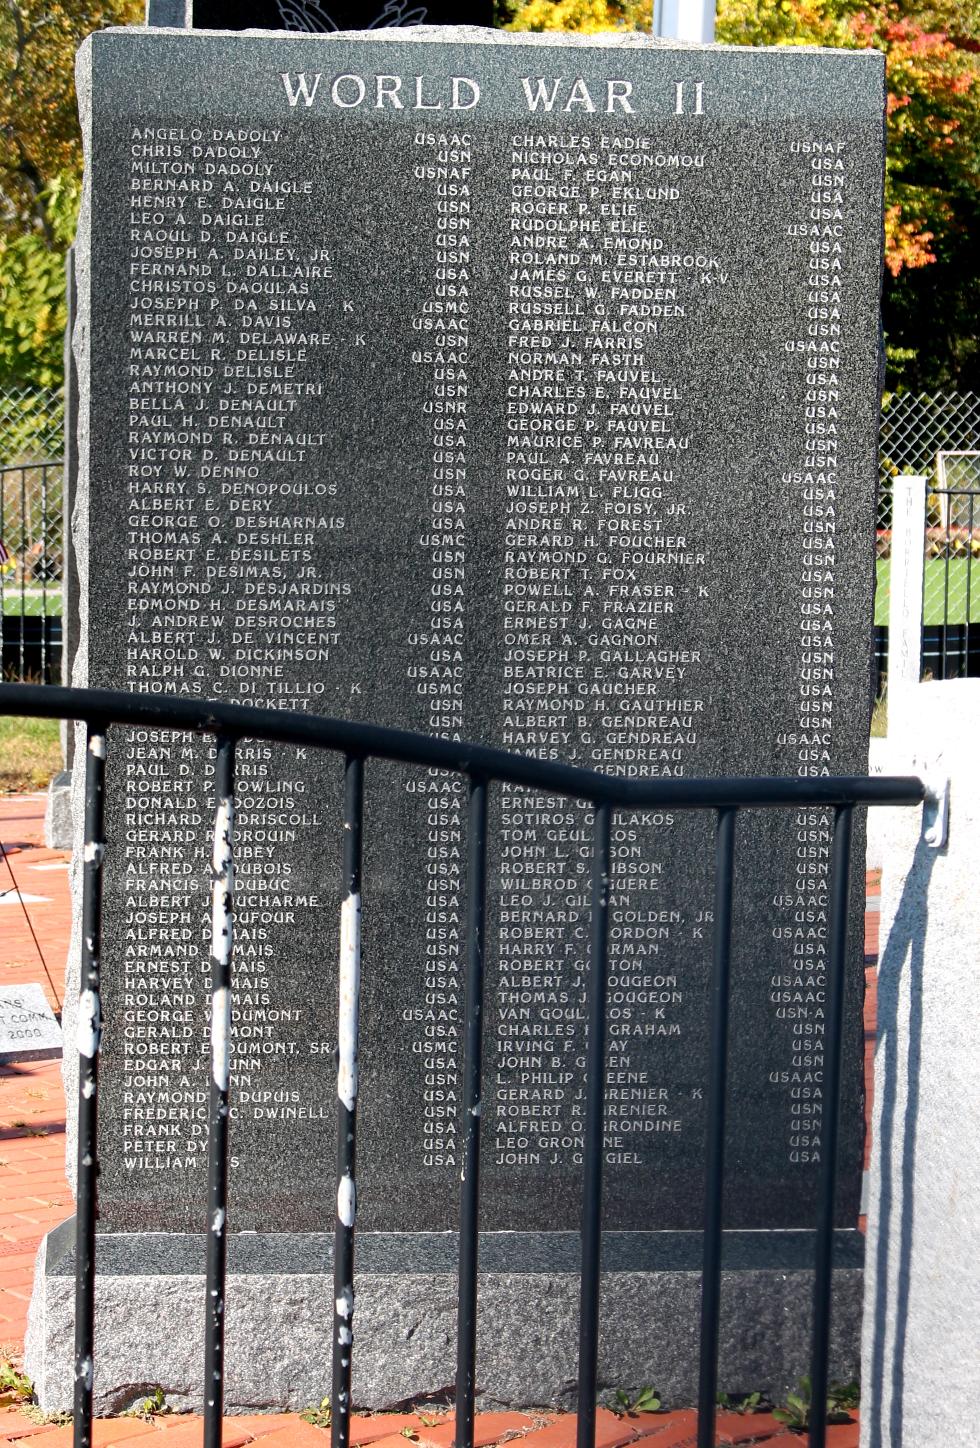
[0,683,926,1448]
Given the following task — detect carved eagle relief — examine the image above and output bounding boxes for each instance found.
[275,0,429,29]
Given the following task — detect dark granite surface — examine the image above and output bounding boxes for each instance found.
[79,29,884,1238]
[45,1217,864,1275]
[189,1,494,30]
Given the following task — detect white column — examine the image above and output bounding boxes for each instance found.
[887,475,926,689]
[653,0,716,43]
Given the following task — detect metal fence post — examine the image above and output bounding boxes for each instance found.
[888,476,927,688]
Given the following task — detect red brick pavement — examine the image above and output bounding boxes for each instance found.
[0,795,866,1443]
[0,796,71,1349]
[0,1408,857,1448]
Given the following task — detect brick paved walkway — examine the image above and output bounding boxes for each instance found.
[0,1406,861,1448]
[0,796,72,1349]
[0,795,863,1445]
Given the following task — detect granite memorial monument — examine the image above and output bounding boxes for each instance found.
[28,24,885,1412]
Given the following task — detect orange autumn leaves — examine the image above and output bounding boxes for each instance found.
[508,0,980,281]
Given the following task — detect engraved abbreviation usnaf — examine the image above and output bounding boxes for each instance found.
[81,28,884,1236]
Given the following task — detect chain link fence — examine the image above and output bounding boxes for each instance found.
[0,384,65,463]
[876,392,980,689]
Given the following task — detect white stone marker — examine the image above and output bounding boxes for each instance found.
[0,984,63,1063]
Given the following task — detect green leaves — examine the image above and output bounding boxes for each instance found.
[773,1383,812,1432]
[0,1360,33,1404]
[773,1376,860,1430]
[613,1386,662,1416]
[124,1386,169,1419]
[0,0,142,231]
[0,175,78,391]
[716,1390,764,1416]
[301,1397,333,1428]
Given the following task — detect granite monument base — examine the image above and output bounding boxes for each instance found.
[43,771,72,852]
[27,1224,862,1414]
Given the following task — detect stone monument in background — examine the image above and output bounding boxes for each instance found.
[147,0,494,32]
[28,25,886,1412]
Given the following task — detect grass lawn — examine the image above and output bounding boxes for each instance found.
[876,556,980,626]
[0,715,62,793]
[0,585,62,618]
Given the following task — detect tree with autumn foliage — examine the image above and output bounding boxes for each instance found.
[0,0,140,391]
[499,0,649,28]
[1,1,978,392]
[503,0,980,390]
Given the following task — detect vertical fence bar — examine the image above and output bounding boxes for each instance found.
[18,466,26,681]
[40,464,48,680]
[942,497,951,679]
[576,800,613,1448]
[73,723,108,1448]
[204,735,236,1448]
[696,807,737,1448]
[455,774,489,1448]
[332,755,364,1448]
[807,805,853,1448]
[967,493,975,677]
[0,469,5,647]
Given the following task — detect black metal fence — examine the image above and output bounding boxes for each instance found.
[874,479,980,694]
[0,683,925,1448]
[0,461,64,683]
[921,486,979,681]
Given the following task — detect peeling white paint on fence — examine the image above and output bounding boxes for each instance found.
[337,891,361,1111]
[76,989,101,1058]
[211,986,231,1091]
[211,796,235,966]
[88,734,105,759]
[337,1171,356,1227]
[212,797,234,874]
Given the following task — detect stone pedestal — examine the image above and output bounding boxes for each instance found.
[28,1223,862,1414]
[43,771,72,851]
